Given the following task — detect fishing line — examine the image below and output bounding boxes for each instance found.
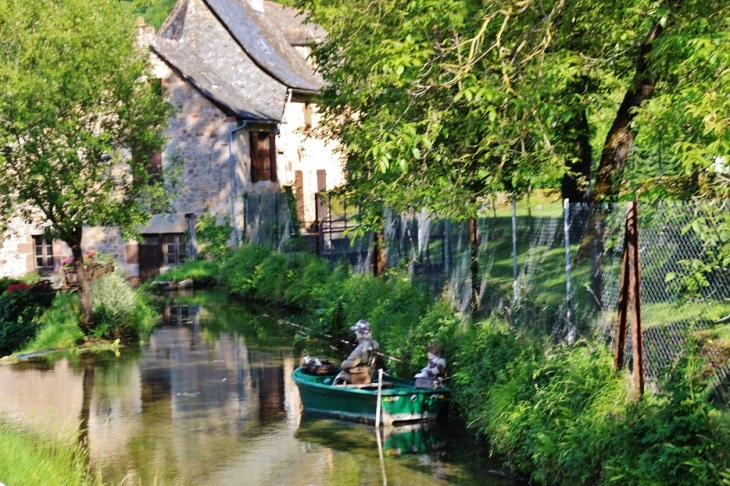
[261,314,404,363]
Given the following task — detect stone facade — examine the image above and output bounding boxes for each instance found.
[0,1,344,282]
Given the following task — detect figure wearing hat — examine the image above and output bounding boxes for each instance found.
[333,319,379,385]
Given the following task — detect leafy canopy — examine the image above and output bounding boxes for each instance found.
[300,0,729,221]
[0,0,173,244]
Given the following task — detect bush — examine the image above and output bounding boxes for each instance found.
[90,272,160,342]
[219,244,272,299]
[0,279,56,356]
[19,293,83,353]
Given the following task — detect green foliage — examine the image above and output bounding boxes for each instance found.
[0,281,56,356]
[450,322,730,485]
[19,293,84,354]
[90,272,160,342]
[301,0,729,225]
[196,213,234,263]
[665,201,730,300]
[0,277,22,293]
[605,342,730,485]
[219,244,276,299]
[0,420,102,486]
[155,260,221,289]
[0,0,174,325]
[126,0,176,29]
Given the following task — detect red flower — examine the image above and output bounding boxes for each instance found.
[6,282,31,293]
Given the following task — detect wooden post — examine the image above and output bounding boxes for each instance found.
[375,368,384,427]
[614,200,644,398]
[314,192,321,256]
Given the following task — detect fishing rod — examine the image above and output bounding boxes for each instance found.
[261,313,404,364]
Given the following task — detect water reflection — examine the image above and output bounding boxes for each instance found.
[0,292,518,485]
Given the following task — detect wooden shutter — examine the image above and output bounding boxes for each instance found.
[250,131,277,182]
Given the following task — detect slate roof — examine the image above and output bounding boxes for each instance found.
[153,0,324,122]
[263,1,327,46]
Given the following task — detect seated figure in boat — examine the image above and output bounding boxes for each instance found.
[415,343,447,388]
[333,320,379,385]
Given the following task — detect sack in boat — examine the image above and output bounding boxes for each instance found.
[415,377,442,389]
[301,358,339,376]
[349,366,373,385]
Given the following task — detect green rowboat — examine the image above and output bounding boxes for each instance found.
[292,367,449,425]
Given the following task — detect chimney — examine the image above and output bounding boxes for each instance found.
[249,0,264,13]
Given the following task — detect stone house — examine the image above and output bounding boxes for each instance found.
[0,0,343,283]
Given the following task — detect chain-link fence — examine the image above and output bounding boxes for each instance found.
[238,192,730,402]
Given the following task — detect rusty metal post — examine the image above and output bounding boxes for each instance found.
[614,228,630,370]
[613,200,644,398]
[627,200,644,397]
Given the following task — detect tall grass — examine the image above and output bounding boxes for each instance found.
[19,293,83,354]
[90,272,160,342]
[0,421,101,486]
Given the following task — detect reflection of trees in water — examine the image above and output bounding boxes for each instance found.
[248,349,286,424]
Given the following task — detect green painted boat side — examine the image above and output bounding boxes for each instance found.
[292,367,450,425]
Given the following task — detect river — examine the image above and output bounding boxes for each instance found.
[0,291,518,485]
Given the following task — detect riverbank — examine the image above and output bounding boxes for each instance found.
[0,272,158,360]
[212,244,730,485]
[0,421,101,486]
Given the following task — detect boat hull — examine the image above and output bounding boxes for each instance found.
[292,367,449,425]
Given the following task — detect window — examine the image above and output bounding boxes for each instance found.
[33,236,54,269]
[250,131,277,183]
[165,233,186,265]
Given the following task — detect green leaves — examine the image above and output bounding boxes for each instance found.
[0,0,173,242]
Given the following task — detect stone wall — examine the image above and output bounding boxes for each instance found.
[0,54,344,281]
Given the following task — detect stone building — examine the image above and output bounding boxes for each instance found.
[0,0,343,283]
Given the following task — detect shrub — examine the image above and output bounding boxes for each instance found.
[0,279,56,356]
[90,272,160,342]
[19,293,83,353]
[219,244,272,299]
[196,213,233,262]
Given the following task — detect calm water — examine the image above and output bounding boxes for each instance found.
[0,292,517,485]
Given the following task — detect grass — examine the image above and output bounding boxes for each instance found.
[144,260,221,290]
[0,420,101,486]
[18,293,83,354]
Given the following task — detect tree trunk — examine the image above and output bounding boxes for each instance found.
[561,102,592,203]
[69,230,94,332]
[575,22,664,292]
[592,22,664,201]
[372,220,387,277]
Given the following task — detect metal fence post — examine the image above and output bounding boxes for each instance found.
[512,199,518,303]
[564,199,574,345]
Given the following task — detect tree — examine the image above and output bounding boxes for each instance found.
[301,0,729,310]
[0,0,173,329]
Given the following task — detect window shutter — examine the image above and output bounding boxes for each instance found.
[250,131,276,182]
[269,133,277,182]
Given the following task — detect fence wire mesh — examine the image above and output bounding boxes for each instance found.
[238,193,730,402]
